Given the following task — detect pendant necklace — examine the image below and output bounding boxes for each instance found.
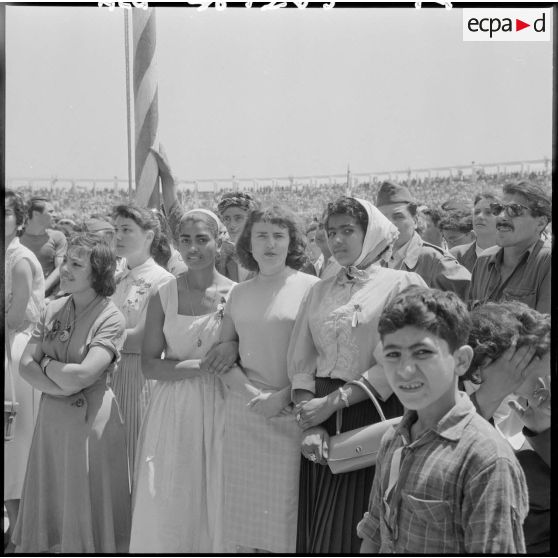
[184,275,218,348]
[58,295,100,343]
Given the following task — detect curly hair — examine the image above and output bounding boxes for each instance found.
[112,204,171,268]
[439,208,473,233]
[324,197,369,233]
[6,189,27,230]
[235,205,307,272]
[378,286,472,353]
[465,301,551,384]
[217,192,259,216]
[67,233,117,297]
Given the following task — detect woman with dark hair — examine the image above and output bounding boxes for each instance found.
[12,233,130,553]
[4,190,45,551]
[287,197,427,553]
[130,209,234,553]
[466,301,550,554]
[111,205,173,474]
[203,205,319,553]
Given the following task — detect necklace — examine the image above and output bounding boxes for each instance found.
[184,275,218,348]
[58,295,100,342]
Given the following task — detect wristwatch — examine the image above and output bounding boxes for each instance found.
[40,355,53,376]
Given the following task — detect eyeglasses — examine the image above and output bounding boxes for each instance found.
[489,202,532,218]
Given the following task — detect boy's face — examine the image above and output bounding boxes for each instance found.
[381,326,467,416]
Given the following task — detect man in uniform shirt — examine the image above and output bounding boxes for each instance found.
[468,181,551,314]
[20,196,67,297]
[375,181,471,300]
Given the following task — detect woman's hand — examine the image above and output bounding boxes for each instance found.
[301,426,330,466]
[508,375,551,434]
[247,390,292,419]
[202,341,239,375]
[150,144,173,181]
[294,395,336,430]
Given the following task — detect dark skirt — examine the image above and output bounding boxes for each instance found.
[296,377,403,554]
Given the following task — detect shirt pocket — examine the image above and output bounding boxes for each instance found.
[402,493,452,524]
[502,288,536,308]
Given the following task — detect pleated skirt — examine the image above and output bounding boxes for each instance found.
[296,377,403,554]
[111,353,154,479]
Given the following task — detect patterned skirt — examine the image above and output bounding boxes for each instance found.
[296,377,403,553]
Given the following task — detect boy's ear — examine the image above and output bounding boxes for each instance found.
[454,345,474,377]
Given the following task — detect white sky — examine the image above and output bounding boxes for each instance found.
[5,4,553,183]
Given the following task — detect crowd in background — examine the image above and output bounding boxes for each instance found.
[4,159,552,554]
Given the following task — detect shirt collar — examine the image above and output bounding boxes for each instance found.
[488,238,542,268]
[399,232,423,269]
[396,391,476,445]
[117,257,157,281]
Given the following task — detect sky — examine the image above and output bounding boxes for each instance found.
[5,4,553,187]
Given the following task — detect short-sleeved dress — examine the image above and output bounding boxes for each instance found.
[130,278,232,553]
[111,257,173,473]
[4,237,45,500]
[12,295,131,553]
[223,267,319,553]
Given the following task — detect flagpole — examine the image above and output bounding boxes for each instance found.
[124,10,134,202]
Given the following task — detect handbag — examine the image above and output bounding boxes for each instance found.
[327,379,401,474]
[4,335,19,442]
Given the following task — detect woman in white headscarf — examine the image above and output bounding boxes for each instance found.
[287,196,427,553]
[129,209,235,553]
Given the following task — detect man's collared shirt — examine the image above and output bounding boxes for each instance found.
[469,238,551,314]
[388,232,471,300]
[357,392,528,554]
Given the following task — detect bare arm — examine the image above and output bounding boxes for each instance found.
[141,291,205,381]
[6,259,33,332]
[150,145,179,216]
[19,338,68,396]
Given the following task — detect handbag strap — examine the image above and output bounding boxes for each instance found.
[5,333,17,409]
[335,378,387,435]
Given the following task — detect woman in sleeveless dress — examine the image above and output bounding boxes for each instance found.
[12,233,130,553]
[203,206,319,553]
[130,209,235,553]
[111,205,173,475]
[4,190,45,550]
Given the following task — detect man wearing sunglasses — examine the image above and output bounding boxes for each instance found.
[468,181,551,314]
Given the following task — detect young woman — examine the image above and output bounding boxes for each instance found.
[4,190,45,551]
[203,206,319,553]
[111,205,174,474]
[130,209,235,553]
[287,197,427,553]
[466,301,550,554]
[13,233,130,553]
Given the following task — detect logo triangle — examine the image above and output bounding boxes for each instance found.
[516,19,530,31]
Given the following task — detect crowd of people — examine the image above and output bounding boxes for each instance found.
[3,152,552,554]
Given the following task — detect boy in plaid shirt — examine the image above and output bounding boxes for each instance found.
[357,286,528,553]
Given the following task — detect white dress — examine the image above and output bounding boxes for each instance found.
[129,278,228,553]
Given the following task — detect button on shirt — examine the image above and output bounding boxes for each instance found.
[357,392,528,554]
[469,238,551,314]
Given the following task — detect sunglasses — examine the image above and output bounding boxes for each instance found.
[489,202,532,218]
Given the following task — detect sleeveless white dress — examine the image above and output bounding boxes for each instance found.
[129,278,228,553]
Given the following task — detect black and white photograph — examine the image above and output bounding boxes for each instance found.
[2,1,553,554]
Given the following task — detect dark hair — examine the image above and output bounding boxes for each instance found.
[324,197,369,233]
[236,205,307,272]
[439,209,473,233]
[306,222,319,235]
[503,181,552,223]
[465,301,550,384]
[473,191,499,206]
[378,286,471,352]
[6,189,26,229]
[67,233,117,297]
[420,206,444,227]
[112,204,171,268]
[26,196,50,220]
[217,192,258,215]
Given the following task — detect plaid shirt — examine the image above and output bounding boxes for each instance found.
[357,392,528,553]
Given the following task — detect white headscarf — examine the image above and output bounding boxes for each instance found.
[351,197,399,268]
[181,208,228,242]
